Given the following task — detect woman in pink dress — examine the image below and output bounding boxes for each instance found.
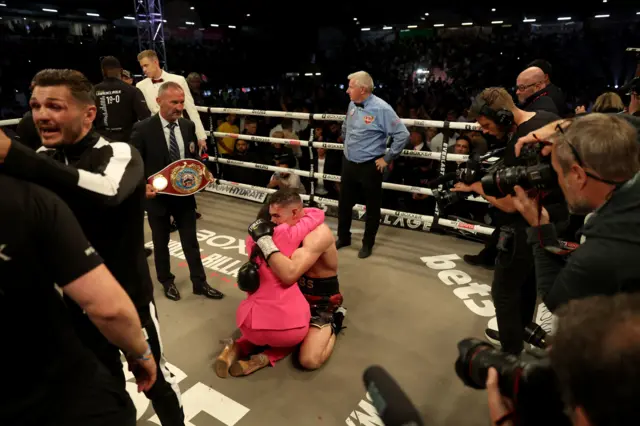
[215,196,325,377]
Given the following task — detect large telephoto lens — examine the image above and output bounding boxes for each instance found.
[481,163,557,198]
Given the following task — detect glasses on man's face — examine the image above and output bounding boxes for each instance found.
[551,123,621,186]
[516,82,541,92]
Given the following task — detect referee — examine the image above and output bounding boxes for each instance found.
[337,71,409,258]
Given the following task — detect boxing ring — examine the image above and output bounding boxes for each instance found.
[194,106,497,238]
[0,111,503,426]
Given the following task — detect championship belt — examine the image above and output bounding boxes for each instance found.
[148,159,214,196]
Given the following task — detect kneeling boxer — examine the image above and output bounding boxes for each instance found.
[214,189,325,377]
[264,199,345,370]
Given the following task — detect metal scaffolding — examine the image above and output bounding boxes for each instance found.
[134,0,167,70]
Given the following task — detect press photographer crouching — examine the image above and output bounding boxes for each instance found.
[456,293,640,426]
[511,113,640,312]
[451,87,566,355]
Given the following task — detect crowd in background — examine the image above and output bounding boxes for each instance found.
[1,16,639,225]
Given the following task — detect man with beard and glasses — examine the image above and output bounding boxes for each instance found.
[513,113,640,313]
[0,69,186,426]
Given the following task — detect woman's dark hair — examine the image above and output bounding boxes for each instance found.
[256,203,271,221]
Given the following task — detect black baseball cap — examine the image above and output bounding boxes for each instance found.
[121,69,132,79]
[101,56,122,70]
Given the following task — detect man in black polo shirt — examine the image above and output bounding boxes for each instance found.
[0,69,185,425]
[452,87,566,354]
[0,173,156,426]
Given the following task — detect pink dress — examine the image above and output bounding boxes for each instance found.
[235,207,325,364]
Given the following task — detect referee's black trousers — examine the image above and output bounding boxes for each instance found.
[338,156,383,248]
[65,298,186,426]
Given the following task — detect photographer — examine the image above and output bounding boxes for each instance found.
[512,113,640,312]
[451,87,564,354]
[486,293,640,426]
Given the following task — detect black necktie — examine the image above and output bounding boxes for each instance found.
[355,102,365,108]
[167,122,181,162]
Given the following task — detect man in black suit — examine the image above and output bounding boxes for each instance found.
[131,81,224,301]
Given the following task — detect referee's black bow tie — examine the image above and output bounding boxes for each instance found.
[152,78,164,84]
[354,102,365,108]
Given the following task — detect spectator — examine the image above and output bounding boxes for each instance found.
[216,113,239,156]
[516,67,559,115]
[591,92,625,113]
[267,153,305,193]
[527,59,567,116]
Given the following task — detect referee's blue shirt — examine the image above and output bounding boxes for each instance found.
[341,94,410,164]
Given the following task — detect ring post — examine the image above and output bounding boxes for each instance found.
[431,120,451,232]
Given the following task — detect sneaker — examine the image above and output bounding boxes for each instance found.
[484,328,501,346]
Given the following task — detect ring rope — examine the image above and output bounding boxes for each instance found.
[210,156,487,202]
[209,131,470,162]
[197,106,480,132]
[213,179,495,236]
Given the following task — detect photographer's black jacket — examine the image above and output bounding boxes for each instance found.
[2,133,154,309]
[528,172,640,312]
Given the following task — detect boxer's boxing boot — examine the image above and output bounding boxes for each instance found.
[214,339,240,378]
[229,353,269,377]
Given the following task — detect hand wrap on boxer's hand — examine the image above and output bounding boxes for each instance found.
[248,219,280,260]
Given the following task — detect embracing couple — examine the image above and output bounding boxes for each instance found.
[214,188,346,377]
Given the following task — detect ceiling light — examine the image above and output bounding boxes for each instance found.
[462,22,473,26]
[491,8,496,11]
[87,12,100,17]
[190,6,194,10]
[421,17,425,20]
[305,73,313,76]
[434,23,444,27]
[186,21,194,25]
[42,8,57,12]
[407,25,417,28]
[246,13,250,17]
[228,25,236,28]
[557,17,571,21]
[361,27,370,31]
[211,24,218,27]
[353,17,357,21]
[0,3,6,6]
[523,18,536,23]
[315,73,321,76]
[595,14,610,18]
[124,16,135,20]
[383,26,392,30]
[491,20,503,24]
[162,20,167,23]
[424,13,429,16]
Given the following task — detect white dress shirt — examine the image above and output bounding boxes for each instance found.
[159,114,186,160]
[136,70,207,141]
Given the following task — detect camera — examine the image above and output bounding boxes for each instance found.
[481,143,558,198]
[455,338,570,426]
[430,150,499,210]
